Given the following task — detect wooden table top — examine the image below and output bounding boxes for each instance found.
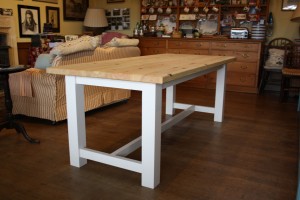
[46,54,236,84]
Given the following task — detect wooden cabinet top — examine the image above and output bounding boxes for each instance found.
[137,37,264,43]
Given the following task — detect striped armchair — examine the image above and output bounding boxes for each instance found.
[9,46,141,122]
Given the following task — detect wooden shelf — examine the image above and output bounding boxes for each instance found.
[139,0,270,35]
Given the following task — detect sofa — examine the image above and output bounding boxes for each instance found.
[9,44,141,123]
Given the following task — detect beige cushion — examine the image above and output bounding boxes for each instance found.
[264,48,285,69]
[105,37,139,47]
[50,36,99,56]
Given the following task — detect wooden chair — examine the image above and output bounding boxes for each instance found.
[281,44,300,106]
[258,38,293,94]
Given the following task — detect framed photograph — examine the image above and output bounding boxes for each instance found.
[113,9,121,16]
[46,6,60,32]
[106,8,130,31]
[282,0,300,11]
[0,8,13,16]
[63,0,88,21]
[32,0,58,3]
[18,5,41,38]
[107,0,125,3]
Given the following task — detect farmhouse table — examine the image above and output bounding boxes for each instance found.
[47,54,236,189]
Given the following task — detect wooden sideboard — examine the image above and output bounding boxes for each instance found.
[138,37,263,93]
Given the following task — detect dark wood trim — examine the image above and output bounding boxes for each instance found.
[17,42,30,65]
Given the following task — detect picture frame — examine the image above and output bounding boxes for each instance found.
[46,6,60,32]
[18,5,41,38]
[106,8,130,30]
[282,0,300,11]
[107,0,125,3]
[32,0,58,4]
[63,0,88,21]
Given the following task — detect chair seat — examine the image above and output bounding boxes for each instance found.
[282,68,300,76]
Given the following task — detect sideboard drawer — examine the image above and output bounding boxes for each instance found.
[168,41,210,49]
[140,48,167,55]
[212,50,258,62]
[234,51,258,62]
[139,39,166,48]
[210,50,234,56]
[227,62,257,73]
[211,42,259,52]
[168,49,209,55]
[211,42,237,50]
[233,43,260,52]
[226,72,256,87]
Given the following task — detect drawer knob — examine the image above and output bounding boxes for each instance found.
[240,65,248,70]
[175,42,181,46]
[240,77,246,82]
[242,53,249,58]
[196,43,202,47]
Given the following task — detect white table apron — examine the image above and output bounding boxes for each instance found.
[65,63,227,189]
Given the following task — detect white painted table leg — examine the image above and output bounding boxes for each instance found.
[214,64,227,122]
[141,84,162,189]
[166,85,176,115]
[65,76,87,167]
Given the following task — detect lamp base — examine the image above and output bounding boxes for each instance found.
[84,27,107,36]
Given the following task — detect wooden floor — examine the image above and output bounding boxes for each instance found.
[0,87,298,200]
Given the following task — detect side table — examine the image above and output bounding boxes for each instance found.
[0,66,39,143]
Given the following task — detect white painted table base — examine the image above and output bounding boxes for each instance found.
[65,64,227,189]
